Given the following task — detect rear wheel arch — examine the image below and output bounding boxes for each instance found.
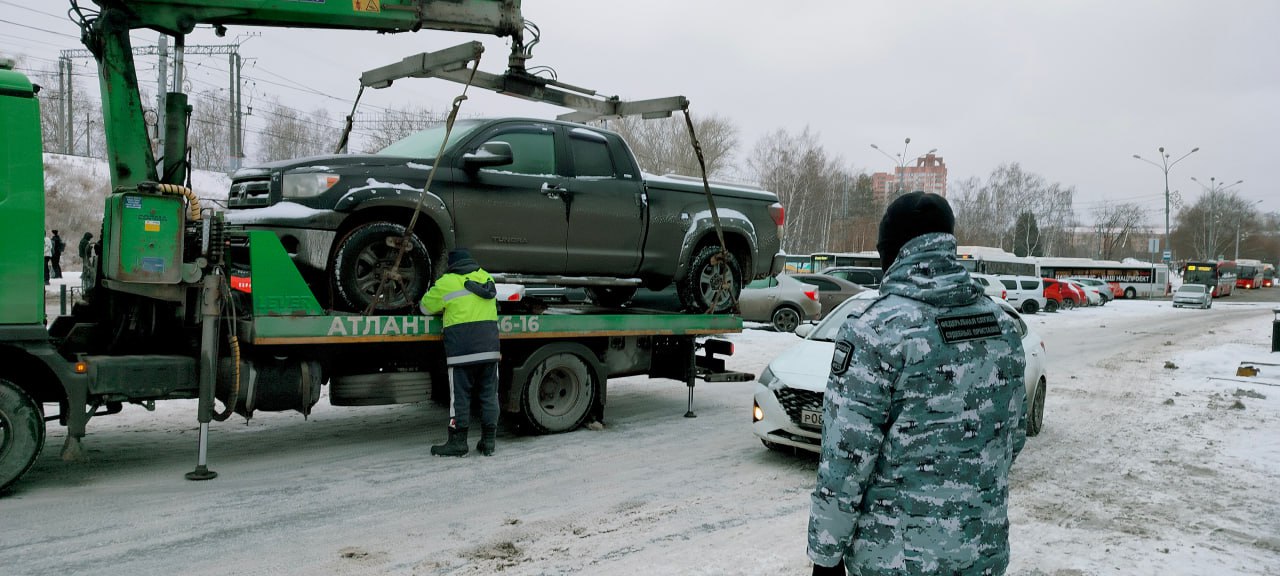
[0,345,66,407]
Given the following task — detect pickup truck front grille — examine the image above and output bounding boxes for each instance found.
[228,180,271,208]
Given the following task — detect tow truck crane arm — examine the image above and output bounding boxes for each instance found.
[79,0,523,190]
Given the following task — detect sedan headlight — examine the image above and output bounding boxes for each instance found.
[282,172,340,199]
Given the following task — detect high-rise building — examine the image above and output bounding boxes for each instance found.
[871,153,948,204]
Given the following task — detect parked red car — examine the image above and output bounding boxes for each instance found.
[1042,277,1083,312]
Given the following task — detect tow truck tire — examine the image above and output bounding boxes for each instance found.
[586,286,637,309]
[516,346,599,434]
[332,222,433,314]
[678,246,743,314]
[0,378,45,493]
[1026,377,1047,437]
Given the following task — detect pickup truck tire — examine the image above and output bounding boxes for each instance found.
[0,378,45,493]
[679,246,743,314]
[585,286,637,309]
[770,306,802,333]
[516,346,598,434]
[332,222,433,314]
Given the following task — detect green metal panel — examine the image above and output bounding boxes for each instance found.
[0,66,46,325]
[247,313,742,345]
[103,193,184,283]
[247,231,324,317]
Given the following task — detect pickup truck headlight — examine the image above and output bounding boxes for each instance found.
[282,172,340,199]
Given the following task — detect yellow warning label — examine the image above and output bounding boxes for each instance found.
[144,220,161,232]
[353,0,381,12]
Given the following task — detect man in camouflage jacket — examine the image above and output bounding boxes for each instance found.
[808,191,1027,576]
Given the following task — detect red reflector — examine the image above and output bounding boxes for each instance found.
[804,290,817,301]
[768,203,785,226]
[507,292,522,301]
[231,276,252,293]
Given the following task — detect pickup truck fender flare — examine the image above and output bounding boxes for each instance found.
[673,208,758,282]
[335,189,457,252]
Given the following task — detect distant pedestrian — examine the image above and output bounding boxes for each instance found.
[808,192,1027,576]
[420,249,501,457]
[50,229,65,279]
[78,232,94,262]
[43,230,52,285]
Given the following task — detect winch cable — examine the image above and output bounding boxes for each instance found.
[333,85,366,155]
[681,106,738,315]
[363,49,484,316]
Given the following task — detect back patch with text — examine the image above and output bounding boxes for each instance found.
[937,312,1002,343]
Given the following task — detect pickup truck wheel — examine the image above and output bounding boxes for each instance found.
[332,222,433,314]
[517,349,598,434]
[0,378,45,493]
[770,306,802,332]
[679,246,743,314]
[585,286,637,309]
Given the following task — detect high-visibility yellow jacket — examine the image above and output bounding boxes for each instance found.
[421,264,500,366]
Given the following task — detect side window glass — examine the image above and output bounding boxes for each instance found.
[483,130,556,176]
[1000,279,1017,290]
[747,279,770,289]
[851,272,872,284]
[769,277,779,288]
[1021,280,1038,290]
[570,133,616,178]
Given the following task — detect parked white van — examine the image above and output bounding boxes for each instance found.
[997,275,1048,314]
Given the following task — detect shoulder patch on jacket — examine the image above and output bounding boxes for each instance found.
[831,340,854,375]
[936,311,1002,343]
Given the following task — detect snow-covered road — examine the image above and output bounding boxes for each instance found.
[3,299,1278,576]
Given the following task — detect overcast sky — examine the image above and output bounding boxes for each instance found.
[3,0,1277,224]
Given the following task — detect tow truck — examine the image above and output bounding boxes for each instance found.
[0,0,752,493]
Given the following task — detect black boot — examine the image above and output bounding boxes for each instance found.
[430,425,469,457]
[477,425,497,456]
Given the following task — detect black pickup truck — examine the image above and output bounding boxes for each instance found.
[225,117,784,313]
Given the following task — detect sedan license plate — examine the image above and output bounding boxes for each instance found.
[800,409,823,428]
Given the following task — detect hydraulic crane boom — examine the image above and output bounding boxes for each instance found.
[78,0,523,190]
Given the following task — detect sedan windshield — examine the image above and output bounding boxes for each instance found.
[377,119,484,158]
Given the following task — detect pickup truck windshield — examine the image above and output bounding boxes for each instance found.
[377,119,484,158]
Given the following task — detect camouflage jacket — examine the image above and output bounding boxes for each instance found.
[807,232,1027,575]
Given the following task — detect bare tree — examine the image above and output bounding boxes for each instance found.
[188,91,232,172]
[356,105,449,153]
[606,114,739,179]
[1091,202,1147,260]
[747,126,844,254]
[1172,189,1264,260]
[256,98,340,162]
[950,163,1076,255]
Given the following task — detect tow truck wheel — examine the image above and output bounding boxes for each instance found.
[517,347,598,434]
[0,378,45,493]
[679,246,743,314]
[332,221,433,314]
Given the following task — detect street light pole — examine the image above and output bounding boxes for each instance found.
[1190,176,1244,260]
[1235,199,1263,260]
[1133,146,1198,264]
[871,138,936,197]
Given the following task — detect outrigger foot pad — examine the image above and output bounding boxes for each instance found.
[185,466,218,481]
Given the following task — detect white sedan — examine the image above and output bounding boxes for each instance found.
[752,291,1048,454]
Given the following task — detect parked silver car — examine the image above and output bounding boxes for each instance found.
[739,275,822,332]
[787,273,866,320]
[1172,283,1212,309]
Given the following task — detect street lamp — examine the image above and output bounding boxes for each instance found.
[1235,199,1263,260]
[1133,146,1198,263]
[871,138,937,196]
[1190,176,1244,259]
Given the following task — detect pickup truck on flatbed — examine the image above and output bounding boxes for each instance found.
[225,117,785,314]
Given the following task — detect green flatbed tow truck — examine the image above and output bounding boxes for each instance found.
[0,1,752,494]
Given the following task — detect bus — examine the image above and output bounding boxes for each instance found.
[1235,258,1263,289]
[809,251,880,273]
[1182,261,1236,297]
[1036,257,1170,299]
[1263,263,1276,288]
[956,246,1039,277]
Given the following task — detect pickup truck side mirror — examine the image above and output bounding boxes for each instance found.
[462,141,514,170]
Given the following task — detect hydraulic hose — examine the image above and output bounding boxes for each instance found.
[154,183,202,222]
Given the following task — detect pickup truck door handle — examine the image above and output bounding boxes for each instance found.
[541,182,564,199]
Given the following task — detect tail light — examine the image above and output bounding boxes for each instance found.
[804,290,818,301]
[768,202,785,226]
[1002,290,1007,300]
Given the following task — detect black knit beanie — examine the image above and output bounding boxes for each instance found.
[876,191,955,272]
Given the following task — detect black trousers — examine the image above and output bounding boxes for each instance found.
[448,362,498,430]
